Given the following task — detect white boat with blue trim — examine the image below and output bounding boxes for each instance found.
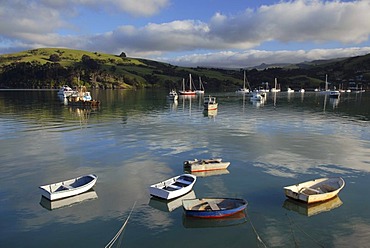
[149,174,196,200]
[39,174,98,201]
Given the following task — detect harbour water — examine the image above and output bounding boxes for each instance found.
[0,89,369,247]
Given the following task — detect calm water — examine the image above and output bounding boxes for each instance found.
[0,89,370,248]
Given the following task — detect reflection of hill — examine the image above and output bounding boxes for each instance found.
[283,196,343,217]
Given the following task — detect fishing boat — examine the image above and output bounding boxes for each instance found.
[204,96,218,110]
[149,174,196,200]
[182,198,248,218]
[39,174,98,201]
[283,177,345,204]
[179,74,196,95]
[167,89,178,100]
[183,158,230,172]
[57,85,75,98]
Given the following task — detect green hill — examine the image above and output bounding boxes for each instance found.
[0,48,369,91]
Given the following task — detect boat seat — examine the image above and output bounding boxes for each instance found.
[208,202,220,211]
[176,179,191,185]
[61,185,73,190]
[168,185,181,190]
[300,187,322,195]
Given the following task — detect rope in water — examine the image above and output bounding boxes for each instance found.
[286,213,325,248]
[246,209,268,248]
[105,201,137,248]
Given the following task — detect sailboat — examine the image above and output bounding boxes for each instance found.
[179,74,196,95]
[195,76,205,94]
[321,74,340,98]
[236,70,250,94]
[270,78,281,92]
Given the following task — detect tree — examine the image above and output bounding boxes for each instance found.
[49,54,61,62]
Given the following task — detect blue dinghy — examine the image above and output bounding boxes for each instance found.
[182,198,247,218]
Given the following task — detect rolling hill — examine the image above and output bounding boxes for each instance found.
[0,48,369,91]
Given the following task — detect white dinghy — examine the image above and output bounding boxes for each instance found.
[39,174,98,201]
[149,174,196,200]
[284,177,345,204]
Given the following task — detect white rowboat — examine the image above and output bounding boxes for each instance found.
[283,177,345,204]
[149,174,196,200]
[39,174,98,201]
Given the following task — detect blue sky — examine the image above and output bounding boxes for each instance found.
[1,0,370,68]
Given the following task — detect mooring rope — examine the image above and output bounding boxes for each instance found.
[105,201,137,248]
[286,213,325,248]
[246,209,268,248]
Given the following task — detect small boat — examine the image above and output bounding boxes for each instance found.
[39,174,98,201]
[168,89,178,100]
[149,174,196,200]
[250,92,265,101]
[329,90,340,98]
[57,85,75,98]
[183,210,247,228]
[287,87,295,93]
[283,177,345,204]
[182,198,248,218]
[183,158,230,172]
[204,96,218,110]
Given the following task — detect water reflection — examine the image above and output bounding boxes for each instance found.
[39,189,98,211]
[148,190,196,212]
[203,109,217,118]
[182,211,247,228]
[185,169,230,178]
[282,196,343,217]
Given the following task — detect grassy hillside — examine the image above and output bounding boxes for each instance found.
[0,48,369,90]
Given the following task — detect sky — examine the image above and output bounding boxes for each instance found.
[1,0,370,68]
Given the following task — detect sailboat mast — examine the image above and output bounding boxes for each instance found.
[243,70,246,89]
[189,74,192,91]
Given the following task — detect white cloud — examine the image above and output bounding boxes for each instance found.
[163,47,370,68]
[1,1,370,67]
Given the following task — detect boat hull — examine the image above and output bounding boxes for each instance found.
[184,159,230,172]
[183,198,247,218]
[283,177,345,204]
[149,174,196,200]
[39,174,98,201]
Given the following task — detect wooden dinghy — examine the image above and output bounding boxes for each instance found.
[182,198,247,218]
[183,158,230,172]
[149,174,196,200]
[39,174,98,201]
[283,177,345,204]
